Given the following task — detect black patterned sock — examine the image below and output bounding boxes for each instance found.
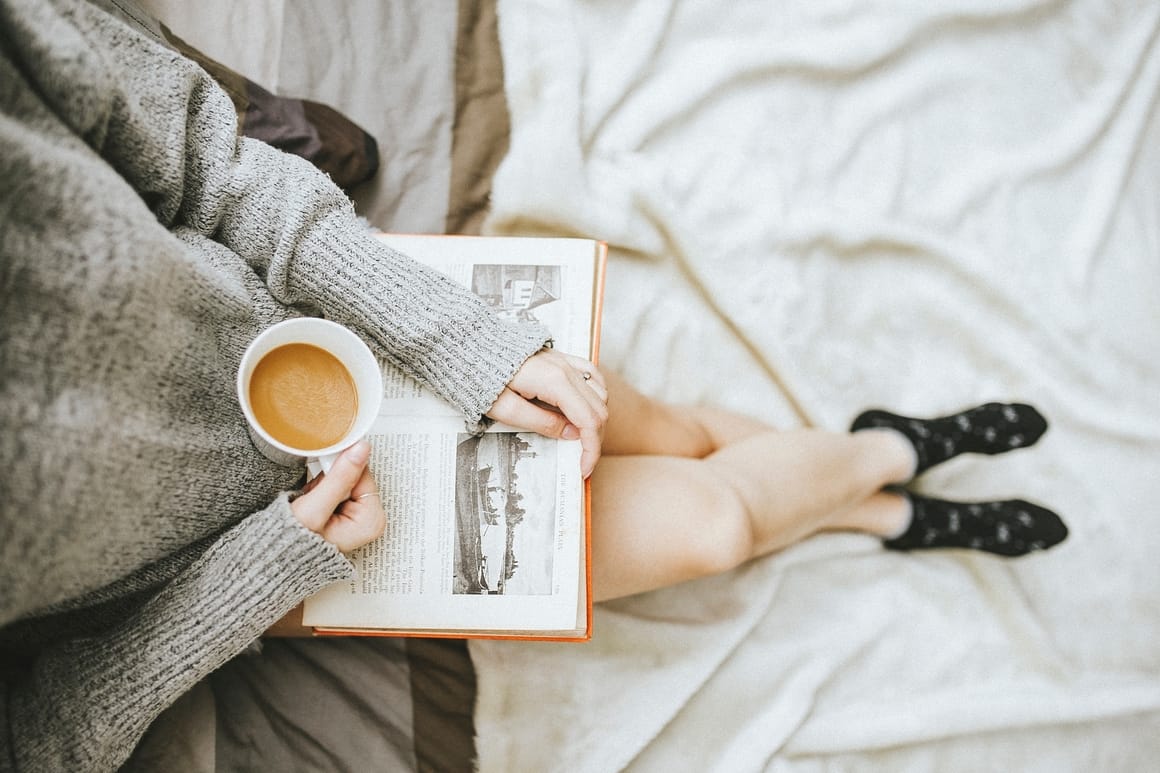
[885,493,1068,556]
[851,403,1048,477]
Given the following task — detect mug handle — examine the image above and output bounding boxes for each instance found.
[305,451,340,480]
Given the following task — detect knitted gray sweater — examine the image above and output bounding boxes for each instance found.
[0,0,548,770]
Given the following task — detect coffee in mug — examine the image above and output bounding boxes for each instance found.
[237,318,383,474]
[248,342,358,451]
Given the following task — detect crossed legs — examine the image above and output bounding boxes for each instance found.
[588,372,1065,602]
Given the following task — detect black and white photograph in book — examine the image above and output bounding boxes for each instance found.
[452,432,559,595]
[472,263,563,326]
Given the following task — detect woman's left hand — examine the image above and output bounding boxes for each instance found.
[486,348,608,478]
[290,440,385,552]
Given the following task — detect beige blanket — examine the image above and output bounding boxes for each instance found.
[473,0,1160,770]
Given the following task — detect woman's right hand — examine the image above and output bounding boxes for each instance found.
[486,348,609,478]
[290,440,385,553]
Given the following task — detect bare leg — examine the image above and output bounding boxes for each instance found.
[821,490,911,538]
[591,376,916,600]
[601,370,772,458]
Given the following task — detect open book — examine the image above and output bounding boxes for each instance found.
[302,234,606,640]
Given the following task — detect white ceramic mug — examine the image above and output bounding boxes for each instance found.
[237,318,383,477]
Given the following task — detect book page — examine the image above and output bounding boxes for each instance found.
[304,416,584,632]
[381,235,597,354]
[303,236,599,634]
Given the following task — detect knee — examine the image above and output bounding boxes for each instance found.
[683,483,755,579]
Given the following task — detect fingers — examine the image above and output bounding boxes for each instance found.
[584,376,609,404]
[289,440,386,552]
[293,441,371,530]
[569,357,609,405]
[324,465,386,552]
[488,387,573,438]
[487,349,609,478]
[558,367,607,479]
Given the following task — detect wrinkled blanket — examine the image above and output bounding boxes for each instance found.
[472,1,1160,770]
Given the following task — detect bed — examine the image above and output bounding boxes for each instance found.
[131,0,1160,770]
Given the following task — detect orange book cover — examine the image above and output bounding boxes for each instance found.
[296,235,606,642]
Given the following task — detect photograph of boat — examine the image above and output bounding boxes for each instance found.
[452,431,558,595]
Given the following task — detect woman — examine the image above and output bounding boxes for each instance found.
[0,1,1064,769]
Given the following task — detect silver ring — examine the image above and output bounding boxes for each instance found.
[355,492,380,501]
[582,371,592,381]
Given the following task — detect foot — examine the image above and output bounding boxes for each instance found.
[884,493,1068,557]
[851,403,1048,477]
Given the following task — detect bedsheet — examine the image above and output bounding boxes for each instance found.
[472,1,1160,770]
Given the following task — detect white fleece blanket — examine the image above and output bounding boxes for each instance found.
[473,1,1160,770]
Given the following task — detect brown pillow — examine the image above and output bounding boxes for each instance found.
[160,25,379,193]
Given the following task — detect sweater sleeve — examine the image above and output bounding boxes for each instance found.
[0,498,352,773]
[61,0,549,425]
[217,141,552,425]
